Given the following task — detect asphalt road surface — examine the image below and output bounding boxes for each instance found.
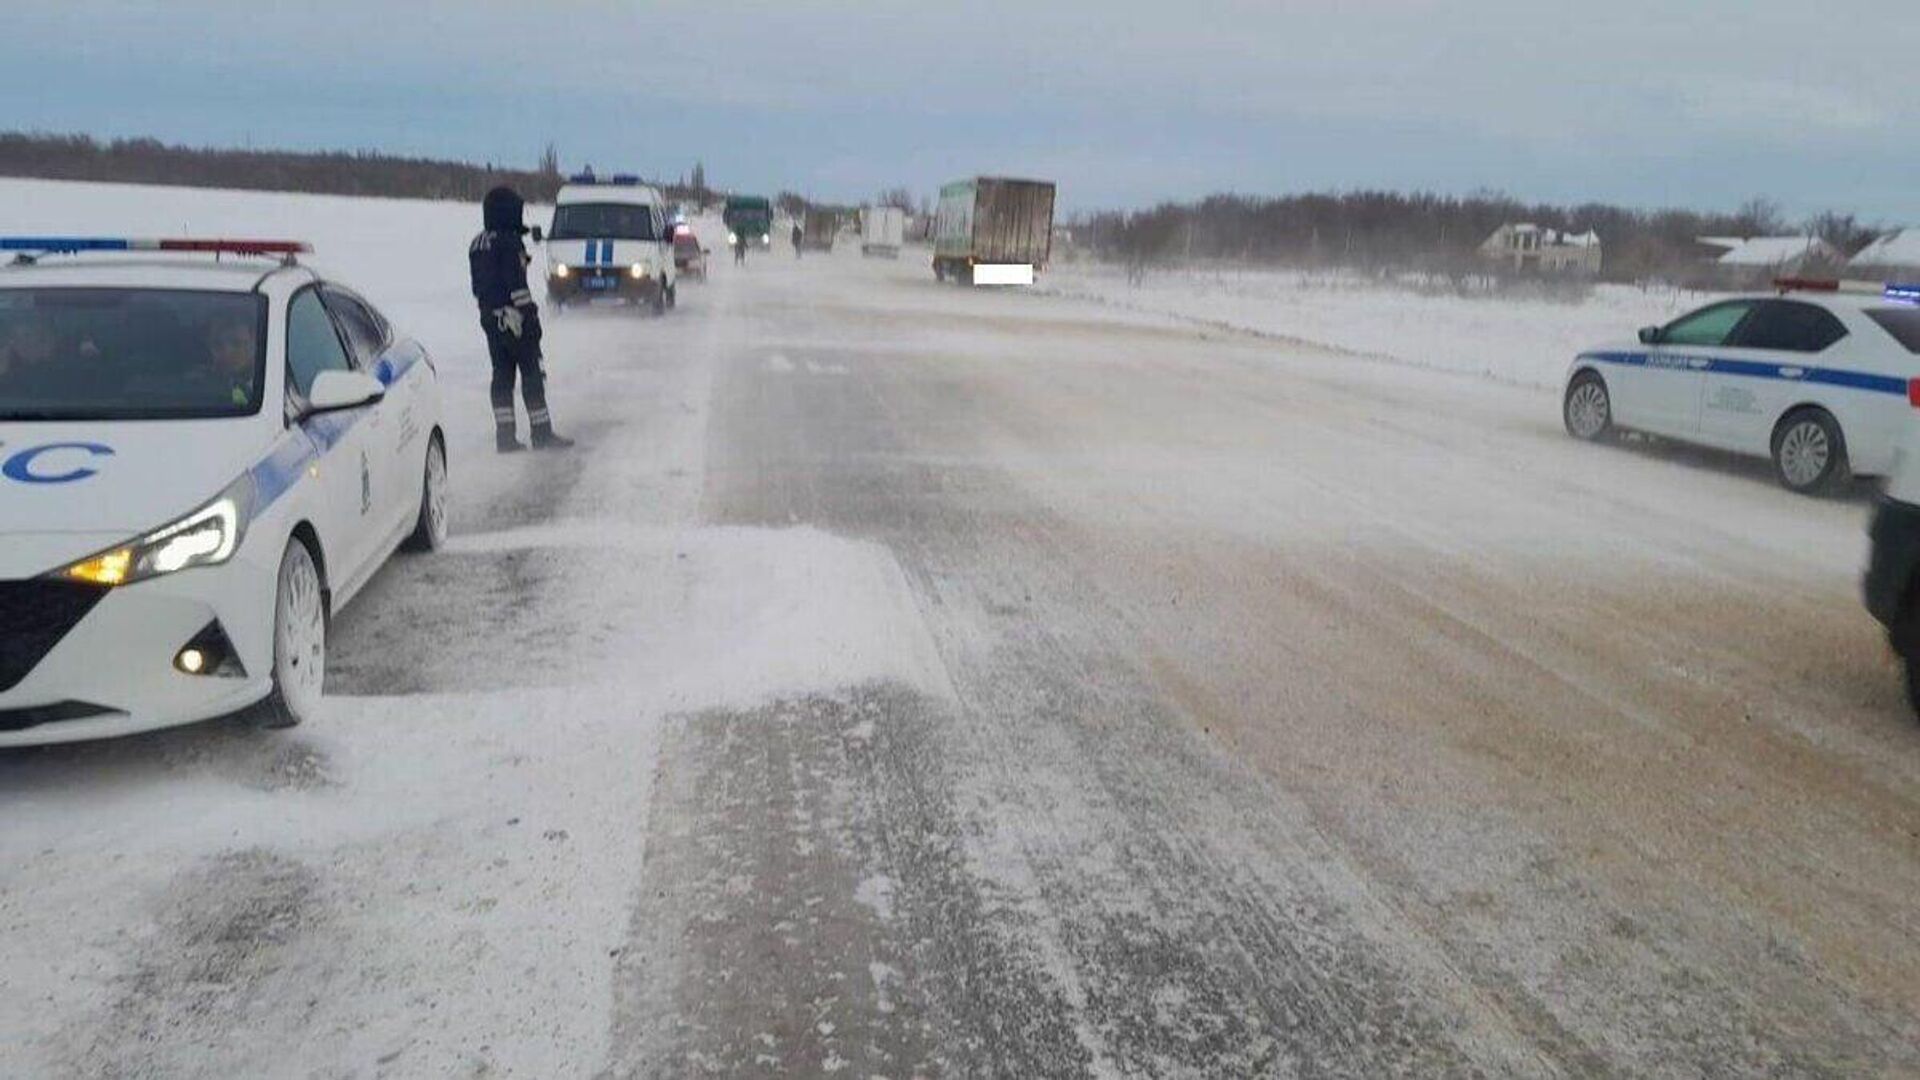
[6,242,1918,1078]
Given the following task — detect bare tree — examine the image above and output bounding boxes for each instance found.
[877,186,915,211]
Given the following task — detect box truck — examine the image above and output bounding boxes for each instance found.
[801,209,838,253]
[860,206,905,258]
[933,177,1056,285]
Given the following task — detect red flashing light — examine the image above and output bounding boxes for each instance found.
[155,239,311,255]
[1907,378,1920,409]
[1773,276,1838,293]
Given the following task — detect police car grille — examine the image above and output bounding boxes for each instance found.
[0,581,108,692]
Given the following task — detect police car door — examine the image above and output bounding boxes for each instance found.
[1700,299,1851,454]
[321,286,410,541]
[1636,300,1756,438]
[285,287,380,588]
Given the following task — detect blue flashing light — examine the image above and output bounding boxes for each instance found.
[568,171,597,183]
[609,174,640,185]
[1,237,133,253]
[1887,284,1920,303]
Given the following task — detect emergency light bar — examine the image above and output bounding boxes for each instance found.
[565,172,640,186]
[2,236,310,258]
[1772,276,1918,301]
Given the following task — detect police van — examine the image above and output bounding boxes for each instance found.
[0,237,447,746]
[1564,280,1920,494]
[541,173,676,315]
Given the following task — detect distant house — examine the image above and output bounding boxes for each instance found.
[1478,223,1601,274]
[1847,229,1920,279]
[1698,235,1839,273]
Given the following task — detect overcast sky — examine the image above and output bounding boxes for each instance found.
[6,1,1917,221]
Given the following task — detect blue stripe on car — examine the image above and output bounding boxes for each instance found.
[247,344,422,518]
[1579,351,1907,396]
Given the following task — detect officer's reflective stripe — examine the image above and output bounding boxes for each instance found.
[509,289,532,304]
[528,408,551,424]
[1580,351,1907,396]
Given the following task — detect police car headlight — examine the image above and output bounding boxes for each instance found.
[630,263,648,279]
[727,231,738,245]
[553,263,571,279]
[54,475,256,587]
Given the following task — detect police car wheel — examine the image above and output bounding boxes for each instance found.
[403,434,449,553]
[1564,371,1612,441]
[1771,408,1849,495]
[256,538,326,729]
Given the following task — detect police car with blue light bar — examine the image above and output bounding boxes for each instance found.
[1563,279,1920,494]
[0,237,447,745]
[541,172,677,315]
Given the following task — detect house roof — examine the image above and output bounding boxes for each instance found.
[1713,236,1831,266]
[1848,228,1920,270]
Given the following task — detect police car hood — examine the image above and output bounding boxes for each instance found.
[0,419,267,575]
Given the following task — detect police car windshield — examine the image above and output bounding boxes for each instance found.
[0,288,267,421]
[549,203,662,241]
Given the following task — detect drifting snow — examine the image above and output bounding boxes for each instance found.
[1041,262,1712,388]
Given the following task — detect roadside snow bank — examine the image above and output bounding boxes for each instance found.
[1042,263,1716,389]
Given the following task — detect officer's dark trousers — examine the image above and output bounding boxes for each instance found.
[486,330,550,434]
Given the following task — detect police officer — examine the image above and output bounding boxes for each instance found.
[470,185,572,452]
[792,221,804,259]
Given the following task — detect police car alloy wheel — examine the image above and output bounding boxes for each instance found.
[404,434,449,552]
[1564,372,1612,441]
[1771,408,1849,495]
[257,538,325,729]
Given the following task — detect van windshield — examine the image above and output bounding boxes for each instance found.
[549,202,661,241]
[0,288,267,421]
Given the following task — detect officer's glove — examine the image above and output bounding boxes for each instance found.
[492,305,525,338]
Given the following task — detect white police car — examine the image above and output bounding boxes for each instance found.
[541,173,676,315]
[0,237,447,746]
[1564,280,1920,494]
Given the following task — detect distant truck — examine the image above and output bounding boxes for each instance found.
[860,206,905,258]
[933,177,1056,285]
[722,195,773,249]
[801,209,838,253]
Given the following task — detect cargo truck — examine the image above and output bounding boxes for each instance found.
[722,195,773,249]
[801,209,838,253]
[860,206,905,258]
[933,177,1056,285]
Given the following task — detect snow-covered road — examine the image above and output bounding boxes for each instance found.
[3,181,1918,1077]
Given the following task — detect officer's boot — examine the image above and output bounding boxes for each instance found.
[495,405,526,453]
[528,404,574,450]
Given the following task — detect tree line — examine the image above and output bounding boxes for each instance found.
[0,132,712,206]
[1078,191,1888,283]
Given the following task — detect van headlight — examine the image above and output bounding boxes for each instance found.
[630,263,649,279]
[553,263,572,279]
[727,231,738,244]
[52,475,255,587]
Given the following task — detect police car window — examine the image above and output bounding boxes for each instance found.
[321,287,389,367]
[0,288,265,420]
[549,202,662,241]
[1866,308,1920,354]
[286,288,353,398]
[1661,302,1754,347]
[1731,301,1847,353]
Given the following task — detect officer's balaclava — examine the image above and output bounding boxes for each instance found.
[483,186,528,235]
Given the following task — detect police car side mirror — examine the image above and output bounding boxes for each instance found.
[303,369,386,416]
[529,226,545,243]
[1637,325,1661,345]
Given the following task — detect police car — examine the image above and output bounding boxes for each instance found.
[541,173,676,314]
[0,237,447,746]
[1564,280,1920,494]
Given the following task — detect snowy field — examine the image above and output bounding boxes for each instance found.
[2,179,1918,1076]
[1042,261,1715,388]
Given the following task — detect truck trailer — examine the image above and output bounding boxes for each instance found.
[933,177,1056,285]
[801,209,839,253]
[860,206,905,258]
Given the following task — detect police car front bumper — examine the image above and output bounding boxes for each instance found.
[547,270,662,303]
[1865,495,1920,640]
[0,556,278,747]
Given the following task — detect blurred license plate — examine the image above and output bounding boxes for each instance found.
[584,276,616,291]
